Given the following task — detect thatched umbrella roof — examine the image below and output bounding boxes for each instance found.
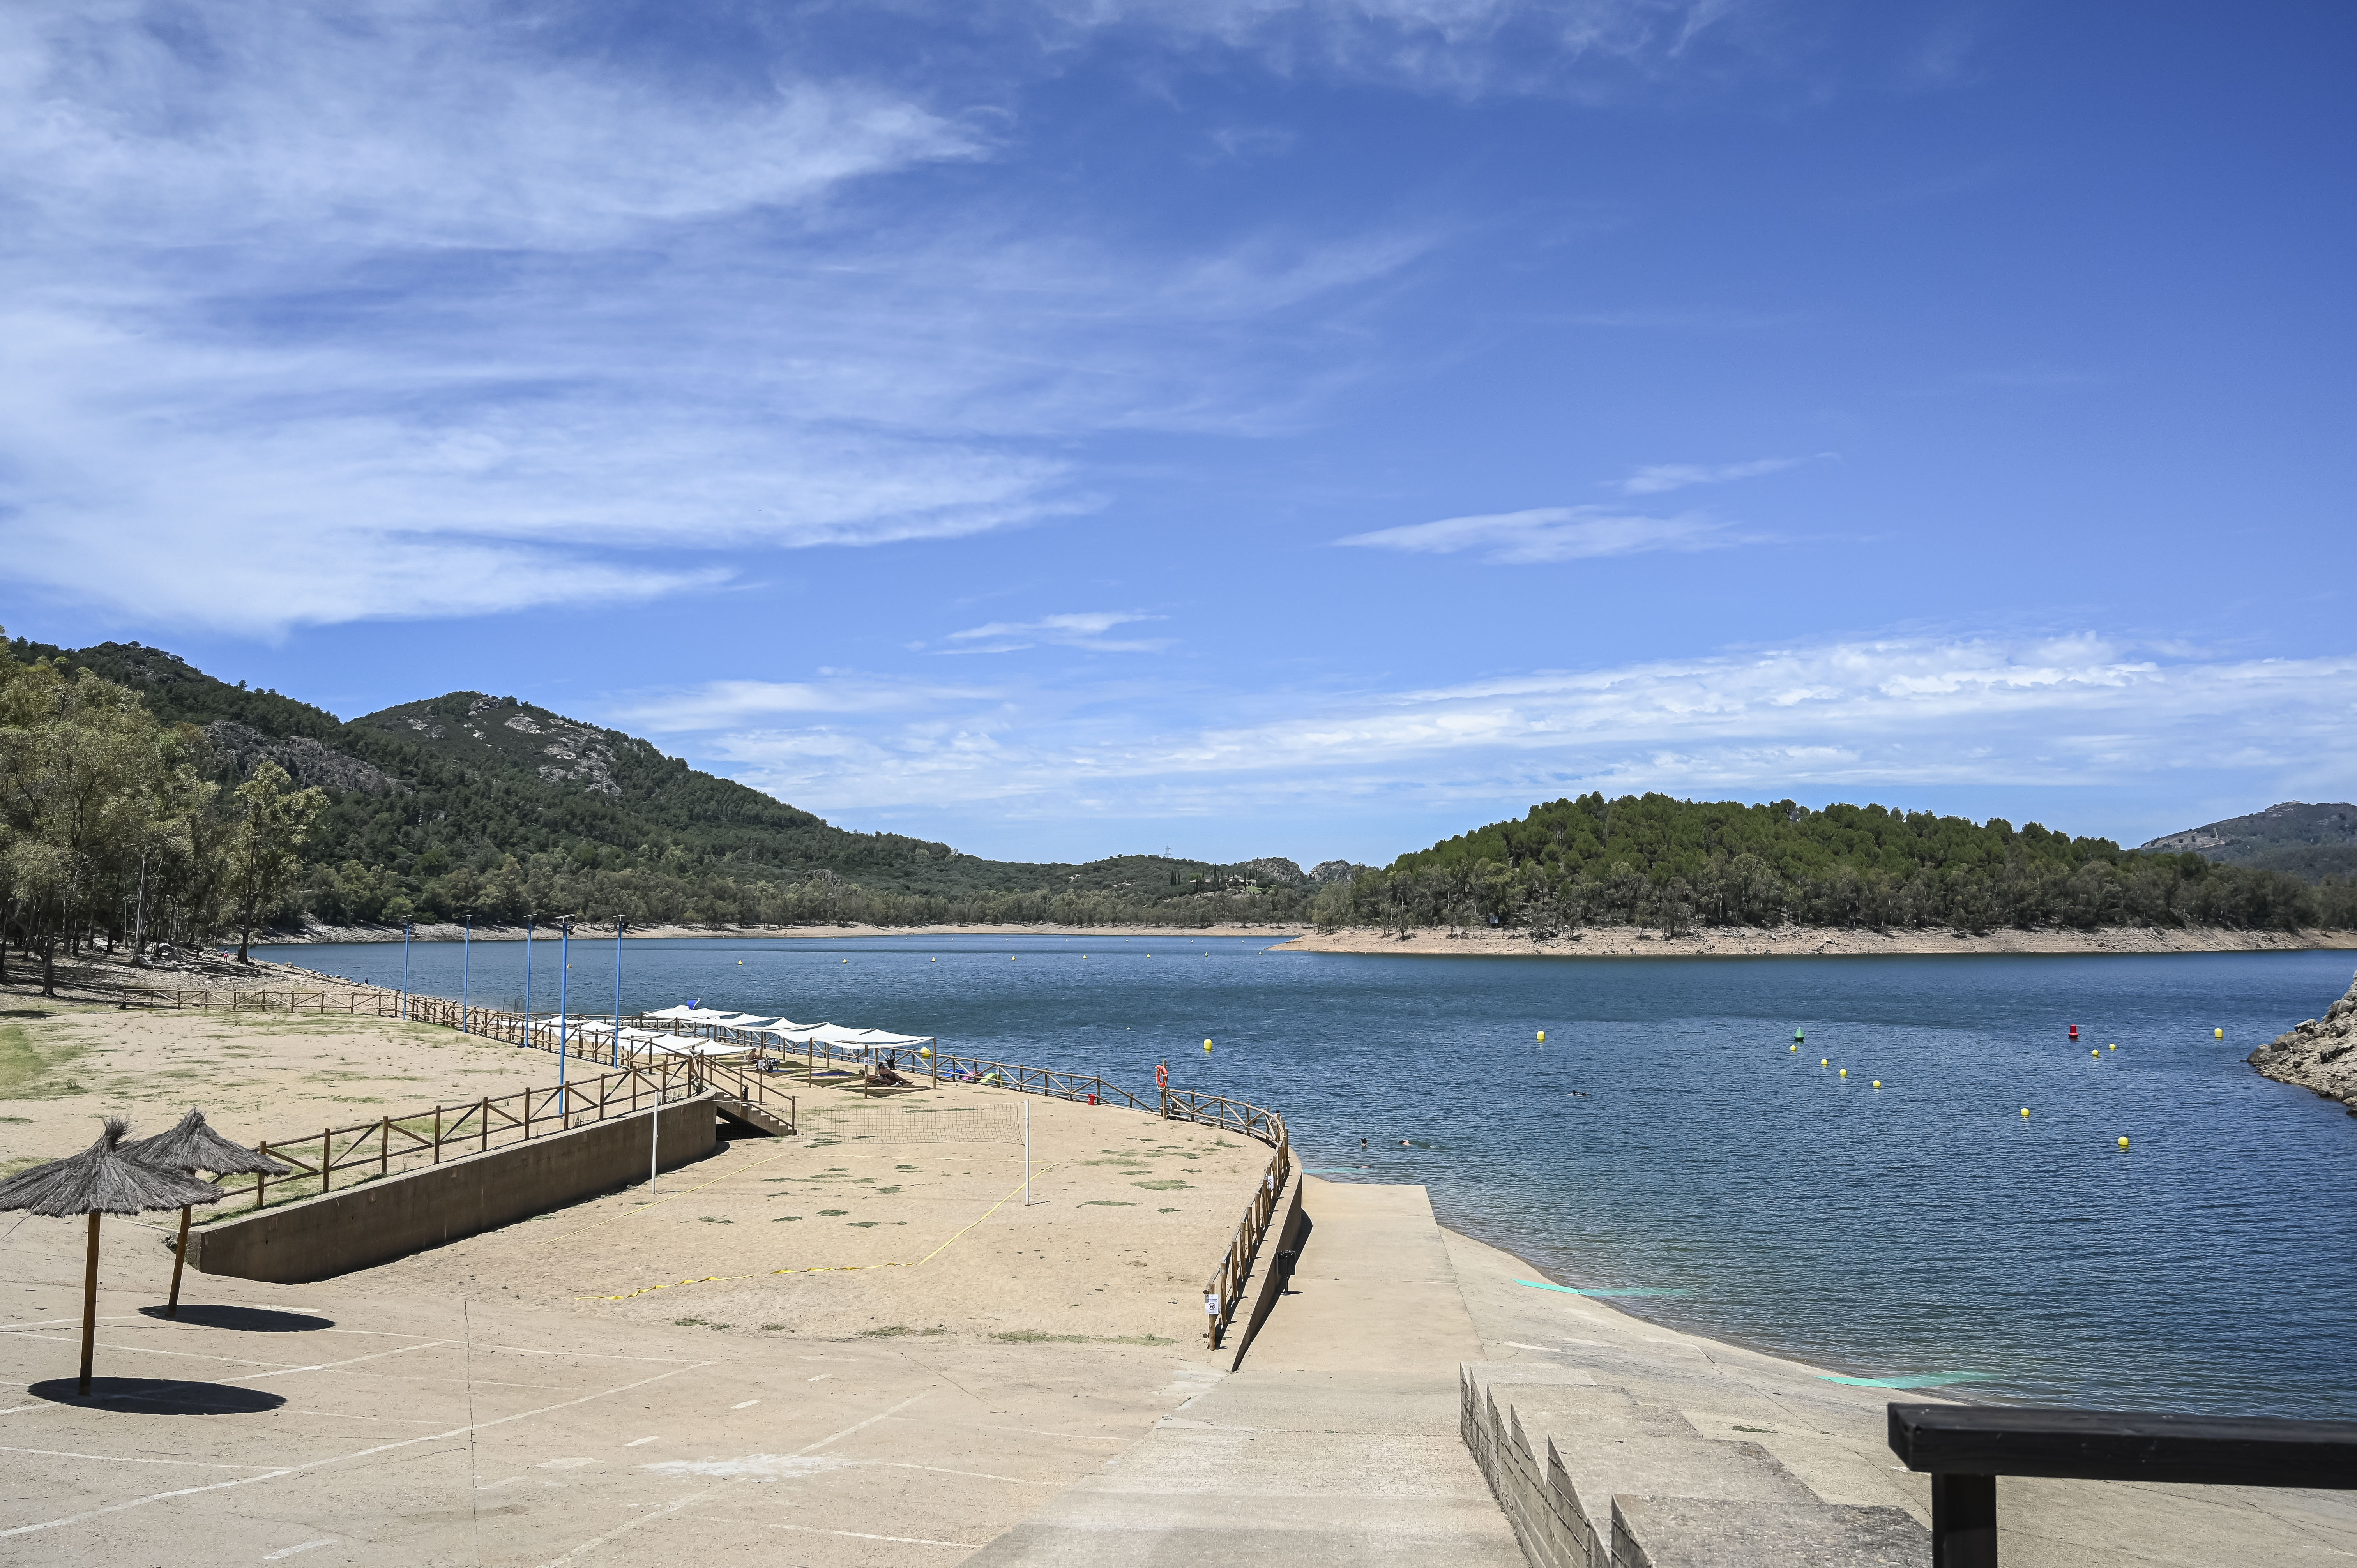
[124,1109,289,1178]
[0,1120,226,1217]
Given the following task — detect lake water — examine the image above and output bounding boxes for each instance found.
[264,933,2357,1419]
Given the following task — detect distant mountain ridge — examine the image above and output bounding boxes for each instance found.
[6,636,1346,928]
[2140,802,2357,883]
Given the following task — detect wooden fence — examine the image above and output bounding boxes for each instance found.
[215,1061,715,1217]
[154,985,1292,1346]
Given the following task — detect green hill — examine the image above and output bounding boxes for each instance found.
[2139,802,2357,883]
[5,637,1324,929]
[1326,791,2356,933]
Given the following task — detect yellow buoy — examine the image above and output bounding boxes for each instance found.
[2117,1136,2129,1149]
[1790,1044,1797,1052]
[2214,1028,2223,1039]
[1537,1030,1546,1043]
[1203,1038,1214,1054]
[1839,1068,1848,1077]
[931,957,936,962]
[920,1047,931,1059]
[1820,1059,1829,1067]
[2108,1043,2115,1051]
[2020,1107,2031,1118]
[1872,1080,1882,1088]
[2092,1048,2100,1057]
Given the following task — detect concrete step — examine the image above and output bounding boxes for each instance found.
[1461,1363,1929,1568]
[710,1094,793,1136]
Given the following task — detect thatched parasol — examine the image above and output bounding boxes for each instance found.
[124,1110,288,1318]
[0,1119,226,1393]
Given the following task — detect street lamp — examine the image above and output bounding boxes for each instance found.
[401,920,413,1020]
[612,918,629,1067]
[556,916,579,1109]
[523,918,535,1043]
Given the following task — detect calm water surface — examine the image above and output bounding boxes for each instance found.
[265,934,2357,1418]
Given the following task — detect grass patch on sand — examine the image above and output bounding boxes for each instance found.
[0,1021,86,1100]
[859,1325,947,1338]
[1083,1200,1135,1207]
[1131,1180,1191,1190]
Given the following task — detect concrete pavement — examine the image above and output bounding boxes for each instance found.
[965,1178,1525,1565]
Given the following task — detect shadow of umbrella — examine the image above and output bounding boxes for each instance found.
[26,1377,287,1415]
[136,1303,334,1333]
[0,1119,226,1393]
[123,1109,289,1317]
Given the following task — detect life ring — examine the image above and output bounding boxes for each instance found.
[1155,1063,1169,1089]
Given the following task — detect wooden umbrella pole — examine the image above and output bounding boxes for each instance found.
[167,1204,193,1317]
[79,1212,100,1394]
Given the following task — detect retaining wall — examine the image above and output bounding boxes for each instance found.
[186,1094,720,1284]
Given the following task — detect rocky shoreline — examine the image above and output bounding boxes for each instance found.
[2248,969,2357,1117]
[1276,923,2357,959]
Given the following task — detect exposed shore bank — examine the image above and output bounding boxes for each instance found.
[1276,921,2357,959]
[2247,967,2357,1115]
[265,919,1312,944]
[257,917,2357,958]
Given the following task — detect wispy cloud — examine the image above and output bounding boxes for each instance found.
[1015,0,1792,101]
[944,612,1172,654]
[1335,506,1740,563]
[640,636,2357,825]
[0,3,1434,634]
[1610,454,1828,494]
[606,676,1002,733]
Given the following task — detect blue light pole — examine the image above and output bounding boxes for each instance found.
[401,920,413,1020]
[523,919,535,1044]
[612,918,629,1067]
[460,915,473,1034]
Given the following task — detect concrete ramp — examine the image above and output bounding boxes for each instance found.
[965,1177,1523,1566]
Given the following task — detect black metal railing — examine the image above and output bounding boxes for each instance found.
[1888,1402,2357,1567]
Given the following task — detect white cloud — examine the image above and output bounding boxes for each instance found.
[1611,454,1824,494]
[606,678,1003,733]
[0,2,981,251]
[1335,505,1740,562]
[1015,0,1780,99]
[0,4,1436,633]
[635,636,2357,823]
[944,612,1173,653]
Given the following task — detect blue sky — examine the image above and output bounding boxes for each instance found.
[4,1,2353,866]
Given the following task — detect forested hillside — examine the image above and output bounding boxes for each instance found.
[2139,801,2357,883]
[11,632,2348,953]
[3,635,1340,939]
[1319,793,2357,934]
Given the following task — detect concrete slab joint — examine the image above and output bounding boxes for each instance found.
[1462,1363,1929,1568]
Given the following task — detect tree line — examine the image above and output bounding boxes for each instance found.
[11,641,2348,965]
[0,637,325,993]
[1311,793,2357,935]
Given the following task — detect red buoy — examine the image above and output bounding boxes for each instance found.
[2069,1024,2079,1040]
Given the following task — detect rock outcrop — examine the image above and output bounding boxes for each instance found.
[202,720,403,796]
[2249,969,2357,1115]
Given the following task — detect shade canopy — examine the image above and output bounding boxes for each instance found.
[0,1120,227,1217]
[124,1109,290,1178]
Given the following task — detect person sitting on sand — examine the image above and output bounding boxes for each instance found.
[865,1063,910,1088]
